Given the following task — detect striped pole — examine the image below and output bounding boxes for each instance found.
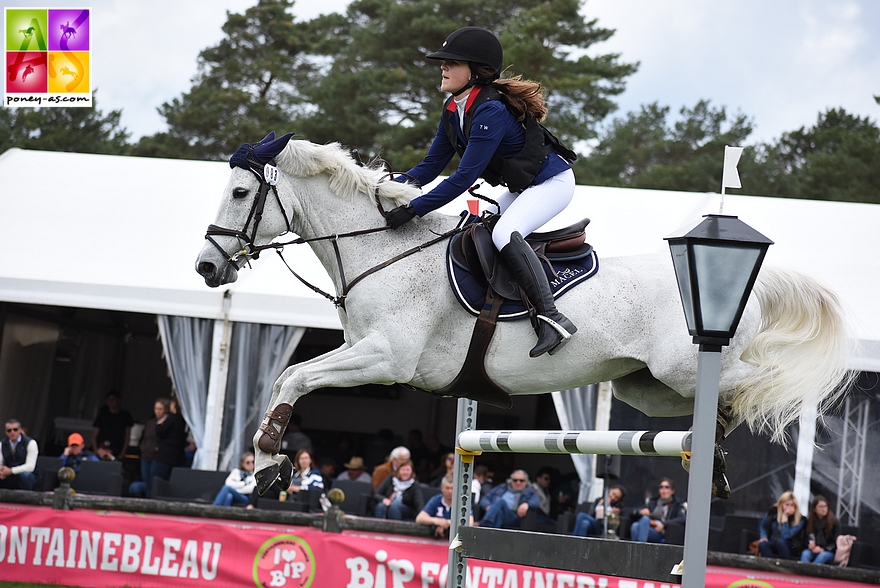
[457,430,691,457]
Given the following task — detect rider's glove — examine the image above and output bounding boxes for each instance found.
[386,203,417,229]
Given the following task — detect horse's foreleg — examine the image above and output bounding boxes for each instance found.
[254,339,406,495]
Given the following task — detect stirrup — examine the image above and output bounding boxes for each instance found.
[257,403,293,454]
[534,314,575,356]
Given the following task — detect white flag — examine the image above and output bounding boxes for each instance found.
[721,145,744,189]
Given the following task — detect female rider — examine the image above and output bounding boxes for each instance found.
[385,26,578,357]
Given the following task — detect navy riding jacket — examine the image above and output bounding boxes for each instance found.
[402,88,570,217]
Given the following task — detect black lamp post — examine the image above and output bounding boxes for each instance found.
[665,214,772,588]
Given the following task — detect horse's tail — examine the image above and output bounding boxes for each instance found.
[732,267,855,444]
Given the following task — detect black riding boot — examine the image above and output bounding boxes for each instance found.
[500,232,577,357]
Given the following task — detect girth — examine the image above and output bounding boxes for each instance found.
[410,215,593,408]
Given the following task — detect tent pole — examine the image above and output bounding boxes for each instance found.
[202,291,233,470]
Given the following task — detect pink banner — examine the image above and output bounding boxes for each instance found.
[0,505,872,588]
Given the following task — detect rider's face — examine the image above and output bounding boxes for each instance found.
[441,60,471,94]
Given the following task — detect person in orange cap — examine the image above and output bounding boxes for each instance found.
[60,432,92,472]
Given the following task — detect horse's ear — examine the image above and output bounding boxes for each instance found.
[252,132,296,162]
[258,131,276,144]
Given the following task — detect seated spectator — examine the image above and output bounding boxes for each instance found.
[758,490,804,559]
[0,419,38,490]
[478,470,540,529]
[60,433,92,472]
[416,476,472,538]
[336,456,372,484]
[531,467,556,525]
[288,449,324,495]
[372,446,411,491]
[472,464,493,506]
[800,495,840,565]
[573,484,626,537]
[630,478,686,543]
[91,390,134,460]
[92,440,117,462]
[373,459,424,521]
[212,452,256,507]
[430,452,455,487]
[246,449,324,509]
[319,457,338,488]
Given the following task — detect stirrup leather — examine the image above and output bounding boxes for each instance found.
[257,403,293,453]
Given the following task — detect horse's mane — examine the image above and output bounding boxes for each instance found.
[275,140,418,206]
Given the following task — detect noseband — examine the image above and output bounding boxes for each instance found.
[204,159,293,266]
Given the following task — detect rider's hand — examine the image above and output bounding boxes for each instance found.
[386,203,417,229]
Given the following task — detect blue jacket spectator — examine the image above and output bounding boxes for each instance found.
[478,470,541,529]
[759,491,805,559]
[59,432,92,472]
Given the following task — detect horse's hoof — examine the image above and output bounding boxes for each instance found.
[278,455,293,489]
[711,472,731,500]
[255,464,281,496]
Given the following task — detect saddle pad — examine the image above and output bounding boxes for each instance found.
[446,214,599,321]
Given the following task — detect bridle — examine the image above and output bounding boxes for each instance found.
[204,158,294,265]
[203,161,478,310]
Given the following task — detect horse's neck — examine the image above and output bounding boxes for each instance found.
[289,176,455,295]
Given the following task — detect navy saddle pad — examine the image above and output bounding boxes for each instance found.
[446,213,599,321]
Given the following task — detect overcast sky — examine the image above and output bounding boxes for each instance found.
[4,0,879,146]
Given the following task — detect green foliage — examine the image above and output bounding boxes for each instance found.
[0,93,129,155]
[130,0,337,160]
[576,100,754,193]
[747,108,880,203]
[296,0,637,169]
[139,0,636,166]
[577,102,880,204]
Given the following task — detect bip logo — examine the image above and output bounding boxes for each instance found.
[252,534,316,588]
[4,7,93,107]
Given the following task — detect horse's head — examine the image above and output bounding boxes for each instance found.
[196,132,296,287]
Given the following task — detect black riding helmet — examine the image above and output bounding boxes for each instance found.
[427,26,503,84]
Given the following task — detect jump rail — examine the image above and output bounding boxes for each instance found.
[457,429,691,457]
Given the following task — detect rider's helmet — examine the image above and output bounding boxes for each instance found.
[427,27,503,82]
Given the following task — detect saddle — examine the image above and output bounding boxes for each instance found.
[453,216,593,303]
[408,214,598,409]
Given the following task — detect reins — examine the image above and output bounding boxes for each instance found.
[206,163,469,310]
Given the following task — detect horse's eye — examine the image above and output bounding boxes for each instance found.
[232,187,249,199]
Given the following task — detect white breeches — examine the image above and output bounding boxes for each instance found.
[491,168,576,250]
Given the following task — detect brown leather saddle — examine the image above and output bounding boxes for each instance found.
[408,216,592,408]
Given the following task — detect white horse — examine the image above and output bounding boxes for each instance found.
[195,135,851,494]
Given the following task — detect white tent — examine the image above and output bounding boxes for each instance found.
[2,147,878,363]
[2,148,879,474]
[0,149,880,371]
[0,148,340,330]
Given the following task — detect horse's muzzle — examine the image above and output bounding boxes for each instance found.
[195,258,238,288]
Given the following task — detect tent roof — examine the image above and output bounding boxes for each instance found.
[2,148,879,369]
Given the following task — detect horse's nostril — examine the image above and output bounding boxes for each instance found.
[198,261,216,277]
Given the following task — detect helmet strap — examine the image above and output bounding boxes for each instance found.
[451,74,479,97]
